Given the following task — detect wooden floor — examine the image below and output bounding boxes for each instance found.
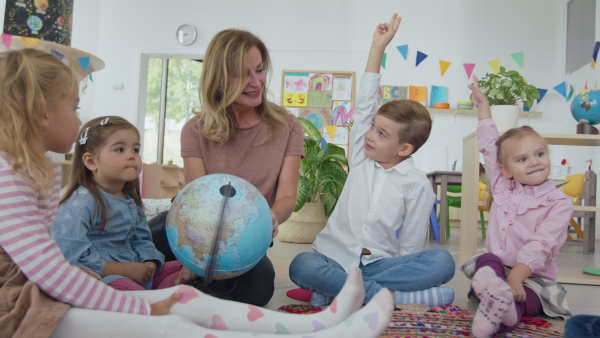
[265,222,600,324]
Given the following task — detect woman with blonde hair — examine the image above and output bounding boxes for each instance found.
[150,28,305,306]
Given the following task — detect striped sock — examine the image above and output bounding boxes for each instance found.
[394,287,454,307]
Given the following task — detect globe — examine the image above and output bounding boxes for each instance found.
[165,174,272,279]
[570,89,600,125]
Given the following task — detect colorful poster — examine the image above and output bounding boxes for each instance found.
[429,85,448,108]
[299,107,332,131]
[378,85,408,105]
[3,0,73,45]
[332,75,353,101]
[283,73,309,93]
[308,73,333,91]
[332,101,352,126]
[409,85,427,104]
[323,125,349,145]
[308,90,333,107]
[282,92,308,107]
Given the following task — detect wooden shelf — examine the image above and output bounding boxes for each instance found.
[427,108,543,116]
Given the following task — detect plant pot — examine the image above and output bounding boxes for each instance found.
[277,202,328,244]
[490,105,520,133]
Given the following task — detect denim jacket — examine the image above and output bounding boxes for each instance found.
[51,186,164,289]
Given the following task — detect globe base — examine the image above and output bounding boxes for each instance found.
[576,123,599,135]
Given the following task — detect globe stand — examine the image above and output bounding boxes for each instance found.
[576,122,599,135]
[187,182,238,298]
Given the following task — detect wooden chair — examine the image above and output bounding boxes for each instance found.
[562,171,597,254]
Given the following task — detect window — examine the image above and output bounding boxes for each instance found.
[143,58,202,167]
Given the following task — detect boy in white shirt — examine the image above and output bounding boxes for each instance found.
[289,13,455,307]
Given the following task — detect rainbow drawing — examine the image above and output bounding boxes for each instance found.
[309,73,331,91]
[332,105,348,126]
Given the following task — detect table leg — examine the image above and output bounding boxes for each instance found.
[459,133,480,265]
[439,176,448,245]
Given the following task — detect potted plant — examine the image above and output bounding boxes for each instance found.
[475,66,539,132]
[277,117,349,243]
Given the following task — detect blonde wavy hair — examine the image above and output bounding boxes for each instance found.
[199,29,291,144]
[0,48,77,191]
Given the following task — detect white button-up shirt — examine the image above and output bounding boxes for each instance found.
[312,72,435,270]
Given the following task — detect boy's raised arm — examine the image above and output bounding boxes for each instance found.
[365,13,401,73]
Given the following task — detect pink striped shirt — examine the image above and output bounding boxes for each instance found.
[0,152,150,315]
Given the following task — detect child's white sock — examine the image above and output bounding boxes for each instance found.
[394,287,455,307]
[168,266,366,334]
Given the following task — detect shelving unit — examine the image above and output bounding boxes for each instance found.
[426,108,543,116]
[142,164,184,199]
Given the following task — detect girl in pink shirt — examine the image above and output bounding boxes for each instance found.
[462,76,573,338]
[0,49,393,337]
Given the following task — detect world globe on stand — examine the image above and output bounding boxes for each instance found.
[166,174,272,279]
[570,89,600,126]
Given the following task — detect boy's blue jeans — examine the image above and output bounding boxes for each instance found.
[563,315,600,338]
[289,248,455,304]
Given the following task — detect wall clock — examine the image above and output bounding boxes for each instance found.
[176,24,197,46]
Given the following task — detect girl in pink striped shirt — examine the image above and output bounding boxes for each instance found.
[0,48,393,337]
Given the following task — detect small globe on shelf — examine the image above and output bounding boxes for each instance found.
[570,89,600,134]
[166,174,272,283]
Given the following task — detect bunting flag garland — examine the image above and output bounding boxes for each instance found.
[593,41,600,63]
[1,34,11,49]
[78,56,90,73]
[463,63,475,80]
[593,58,596,69]
[325,125,337,141]
[511,52,524,67]
[21,37,38,48]
[50,49,65,60]
[585,80,589,90]
[488,59,500,74]
[439,60,451,77]
[320,137,327,148]
[416,51,428,67]
[566,85,574,101]
[537,88,547,102]
[397,44,408,60]
[89,72,93,82]
[553,82,567,99]
[381,52,387,69]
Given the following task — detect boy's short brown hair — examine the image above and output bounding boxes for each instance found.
[377,99,432,154]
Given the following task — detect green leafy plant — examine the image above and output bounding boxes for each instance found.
[476,66,540,108]
[295,118,349,217]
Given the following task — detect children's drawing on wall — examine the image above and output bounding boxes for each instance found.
[332,101,352,126]
[323,125,350,157]
[284,73,309,93]
[309,73,332,91]
[332,75,353,101]
[286,107,299,117]
[299,107,332,131]
[378,85,408,105]
[283,92,308,107]
[3,0,73,45]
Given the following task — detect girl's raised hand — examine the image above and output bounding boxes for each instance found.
[467,75,489,109]
[372,13,401,47]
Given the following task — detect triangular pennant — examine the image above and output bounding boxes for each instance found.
[553,82,567,99]
[325,125,337,141]
[396,44,408,60]
[89,72,93,82]
[319,137,327,148]
[567,85,574,101]
[592,58,596,69]
[78,57,90,72]
[50,49,65,60]
[511,52,524,67]
[585,80,589,90]
[21,37,38,48]
[463,63,476,79]
[488,59,501,74]
[593,41,600,62]
[416,51,428,67]
[381,52,387,70]
[1,34,12,49]
[81,79,88,95]
[439,60,451,77]
[346,108,355,120]
[537,88,547,102]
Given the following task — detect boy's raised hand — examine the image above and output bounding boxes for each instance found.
[467,75,491,120]
[372,13,401,47]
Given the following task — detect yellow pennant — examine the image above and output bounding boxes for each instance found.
[325,125,337,142]
[488,59,501,74]
[21,37,38,48]
[439,60,451,77]
[592,58,596,69]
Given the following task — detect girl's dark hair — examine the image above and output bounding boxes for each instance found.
[60,116,143,231]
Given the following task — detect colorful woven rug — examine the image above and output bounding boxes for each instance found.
[278,304,564,337]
